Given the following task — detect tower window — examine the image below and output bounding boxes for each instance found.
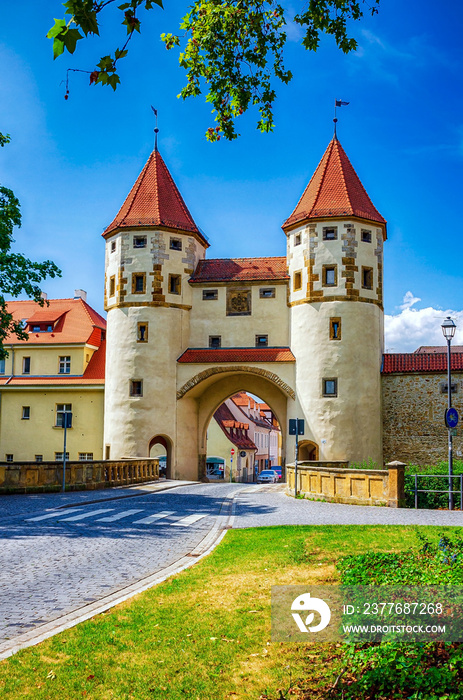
[255,335,268,347]
[209,336,221,348]
[323,227,337,241]
[130,380,143,397]
[132,273,146,294]
[169,274,181,295]
[361,229,372,243]
[133,236,147,248]
[170,238,182,251]
[322,265,337,287]
[323,378,338,397]
[330,318,341,340]
[294,233,301,246]
[362,267,373,290]
[22,406,30,420]
[111,240,116,253]
[109,276,116,297]
[203,289,218,300]
[293,271,302,291]
[260,287,275,298]
[137,323,148,342]
[23,357,31,374]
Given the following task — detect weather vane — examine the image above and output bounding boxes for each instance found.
[151,106,159,151]
[333,99,349,137]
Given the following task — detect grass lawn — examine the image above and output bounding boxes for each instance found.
[0,525,460,700]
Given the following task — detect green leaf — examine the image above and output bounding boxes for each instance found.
[62,27,83,54]
[46,18,67,40]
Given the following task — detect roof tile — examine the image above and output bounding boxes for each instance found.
[190,257,288,283]
[178,347,295,363]
[382,353,463,374]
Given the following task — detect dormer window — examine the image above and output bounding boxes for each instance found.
[133,236,147,248]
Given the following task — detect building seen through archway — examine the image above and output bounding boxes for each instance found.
[206,392,281,482]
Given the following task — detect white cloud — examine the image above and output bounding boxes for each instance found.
[399,290,421,311]
[385,296,463,353]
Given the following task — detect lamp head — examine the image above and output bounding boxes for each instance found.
[442,317,456,340]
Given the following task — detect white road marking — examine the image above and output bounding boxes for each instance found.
[171,513,209,527]
[60,508,114,522]
[26,508,83,522]
[133,511,175,525]
[96,509,144,522]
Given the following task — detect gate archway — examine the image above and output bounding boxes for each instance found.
[149,434,173,479]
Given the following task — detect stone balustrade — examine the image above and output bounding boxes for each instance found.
[0,459,159,494]
[286,461,405,508]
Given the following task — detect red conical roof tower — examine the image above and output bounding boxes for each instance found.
[103,149,208,246]
[282,138,386,234]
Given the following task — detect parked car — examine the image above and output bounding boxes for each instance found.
[257,469,279,484]
[272,467,283,481]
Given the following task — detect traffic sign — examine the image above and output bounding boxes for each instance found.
[231,448,235,455]
[445,407,459,429]
[289,418,305,435]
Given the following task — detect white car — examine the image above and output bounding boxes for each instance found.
[257,470,279,484]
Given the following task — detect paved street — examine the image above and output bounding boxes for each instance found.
[1,481,463,651]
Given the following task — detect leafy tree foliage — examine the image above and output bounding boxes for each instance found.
[0,135,61,359]
[48,0,380,140]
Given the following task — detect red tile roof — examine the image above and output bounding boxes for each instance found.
[283,138,386,231]
[4,298,106,346]
[382,353,463,374]
[190,257,288,283]
[178,347,296,363]
[213,403,257,450]
[103,149,207,244]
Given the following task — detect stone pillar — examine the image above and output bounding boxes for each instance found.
[386,461,406,508]
[198,453,208,482]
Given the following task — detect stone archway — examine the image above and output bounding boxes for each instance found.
[298,440,319,461]
[149,434,173,479]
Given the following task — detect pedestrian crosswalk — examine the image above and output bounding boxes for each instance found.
[25,507,212,529]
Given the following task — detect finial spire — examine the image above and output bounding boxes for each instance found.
[333,99,349,139]
[151,105,159,151]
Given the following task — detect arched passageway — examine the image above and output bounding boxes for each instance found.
[298,440,319,461]
[149,434,173,479]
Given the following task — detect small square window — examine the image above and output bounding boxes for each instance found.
[323,378,338,397]
[362,267,373,290]
[259,288,275,299]
[55,452,70,461]
[209,336,221,349]
[202,289,218,300]
[0,359,5,375]
[111,240,116,253]
[169,274,181,295]
[293,271,302,291]
[323,265,337,287]
[440,382,458,394]
[323,227,337,241]
[137,323,148,342]
[361,229,372,243]
[130,380,143,397]
[132,273,146,294]
[330,318,341,340]
[59,356,71,374]
[170,238,182,251]
[35,455,43,463]
[79,453,94,461]
[294,233,301,246]
[109,275,116,297]
[32,325,40,332]
[6,454,13,463]
[133,236,147,248]
[22,406,30,420]
[23,357,31,374]
[255,335,268,347]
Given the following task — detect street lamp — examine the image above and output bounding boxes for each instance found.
[442,317,457,510]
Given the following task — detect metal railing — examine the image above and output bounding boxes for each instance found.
[413,473,463,510]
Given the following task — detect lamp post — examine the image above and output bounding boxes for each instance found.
[442,317,457,510]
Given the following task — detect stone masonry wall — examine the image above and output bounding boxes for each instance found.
[382,372,463,466]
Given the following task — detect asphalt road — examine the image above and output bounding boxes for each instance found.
[1,481,463,650]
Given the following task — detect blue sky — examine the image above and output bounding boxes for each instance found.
[1,0,462,351]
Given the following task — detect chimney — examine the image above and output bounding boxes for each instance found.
[74,289,87,302]
[40,292,48,301]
